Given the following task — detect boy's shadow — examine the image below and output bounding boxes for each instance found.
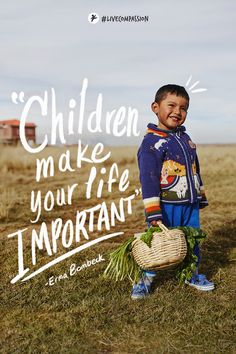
[152,219,236,287]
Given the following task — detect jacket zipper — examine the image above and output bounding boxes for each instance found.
[171,132,196,203]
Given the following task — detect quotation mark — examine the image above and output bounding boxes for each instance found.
[11,91,25,104]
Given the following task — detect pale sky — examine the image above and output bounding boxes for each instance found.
[0,0,235,145]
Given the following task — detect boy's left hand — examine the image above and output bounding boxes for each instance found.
[150,220,162,226]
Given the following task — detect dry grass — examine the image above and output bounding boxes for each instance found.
[0,144,236,354]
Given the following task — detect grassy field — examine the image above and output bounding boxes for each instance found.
[0,144,236,354]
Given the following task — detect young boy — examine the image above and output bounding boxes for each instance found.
[131,84,214,299]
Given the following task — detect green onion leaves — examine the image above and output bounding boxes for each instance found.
[103,226,207,284]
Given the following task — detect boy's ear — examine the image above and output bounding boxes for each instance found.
[151,101,159,114]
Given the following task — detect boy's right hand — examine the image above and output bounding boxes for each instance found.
[150,220,163,226]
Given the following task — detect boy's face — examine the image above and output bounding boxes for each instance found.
[151,93,189,130]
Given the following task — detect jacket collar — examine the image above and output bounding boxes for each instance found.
[147,123,186,136]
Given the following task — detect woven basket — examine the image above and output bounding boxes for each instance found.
[132,224,187,271]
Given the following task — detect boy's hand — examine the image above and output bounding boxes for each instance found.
[150,220,162,226]
[199,203,208,209]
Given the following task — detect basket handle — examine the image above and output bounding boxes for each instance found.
[157,223,170,235]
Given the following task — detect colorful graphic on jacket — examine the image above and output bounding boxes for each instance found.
[160,160,200,199]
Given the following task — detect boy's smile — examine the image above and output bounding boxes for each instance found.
[151,93,189,130]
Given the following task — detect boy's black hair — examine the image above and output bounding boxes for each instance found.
[154,84,189,104]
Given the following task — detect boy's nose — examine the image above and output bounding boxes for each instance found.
[174,106,181,115]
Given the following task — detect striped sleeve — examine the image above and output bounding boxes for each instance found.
[199,185,208,209]
[143,197,162,221]
[196,154,209,209]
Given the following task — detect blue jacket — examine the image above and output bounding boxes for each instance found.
[138,123,208,222]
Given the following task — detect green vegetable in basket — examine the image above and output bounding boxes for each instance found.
[103,226,207,283]
[103,227,162,283]
[175,227,207,283]
[139,226,162,247]
[103,237,140,282]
